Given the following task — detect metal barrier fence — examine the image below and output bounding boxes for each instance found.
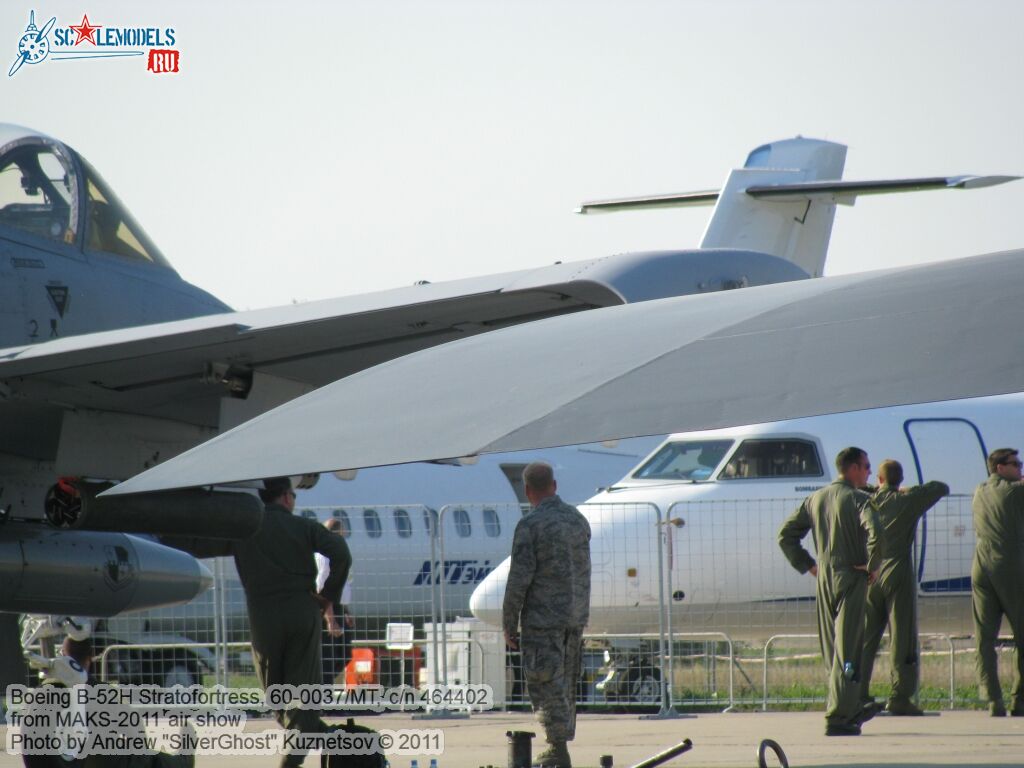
[51,494,1011,712]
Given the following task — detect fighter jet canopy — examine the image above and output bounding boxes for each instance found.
[0,123,170,267]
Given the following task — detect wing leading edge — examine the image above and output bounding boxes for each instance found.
[106,248,1024,496]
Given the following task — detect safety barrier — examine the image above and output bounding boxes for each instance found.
[46,494,1003,713]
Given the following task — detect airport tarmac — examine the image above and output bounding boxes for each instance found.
[3,710,1022,768]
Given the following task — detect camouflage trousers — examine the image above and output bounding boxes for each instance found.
[521,626,584,744]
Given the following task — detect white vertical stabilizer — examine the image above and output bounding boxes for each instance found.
[699,138,847,277]
[576,138,1016,279]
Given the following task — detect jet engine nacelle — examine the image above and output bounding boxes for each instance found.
[0,524,212,616]
[65,486,263,539]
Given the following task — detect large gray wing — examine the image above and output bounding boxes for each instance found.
[107,249,1024,495]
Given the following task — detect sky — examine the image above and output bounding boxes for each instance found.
[3,0,1023,312]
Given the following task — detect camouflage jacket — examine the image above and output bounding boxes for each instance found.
[502,494,591,635]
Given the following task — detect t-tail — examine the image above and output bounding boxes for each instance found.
[577,137,1019,278]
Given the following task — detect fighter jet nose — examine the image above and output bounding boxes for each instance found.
[469,557,511,628]
[130,534,215,609]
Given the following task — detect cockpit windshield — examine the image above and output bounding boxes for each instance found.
[0,135,77,244]
[81,163,166,265]
[631,439,733,481]
[0,125,170,268]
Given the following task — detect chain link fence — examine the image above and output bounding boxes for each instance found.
[26,494,1014,713]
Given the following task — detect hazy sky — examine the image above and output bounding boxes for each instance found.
[4,0,1023,311]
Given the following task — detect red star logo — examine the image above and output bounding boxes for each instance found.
[69,14,102,46]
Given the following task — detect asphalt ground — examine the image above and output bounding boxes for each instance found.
[3,709,1023,768]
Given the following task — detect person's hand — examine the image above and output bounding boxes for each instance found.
[344,612,355,629]
[504,630,519,650]
[325,614,343,638]
[808,564,818,577]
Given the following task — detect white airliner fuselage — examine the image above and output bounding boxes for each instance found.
[470,393,1020,640]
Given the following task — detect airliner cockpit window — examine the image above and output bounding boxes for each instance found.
[720,439,823,480]
[632,439,733,481]
[0,142,77,243]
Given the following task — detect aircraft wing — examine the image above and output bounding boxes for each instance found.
[3,250,760,474]
[107,248,1024,495]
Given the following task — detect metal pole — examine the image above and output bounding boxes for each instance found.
[665,515,676,711]
[655,504,667,711]
[438,505,450,687]
[627,739,693,768]
[428,508,440,690]
[638,503,671,719]
[214,557,228,687]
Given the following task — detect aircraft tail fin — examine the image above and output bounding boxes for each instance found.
[699,138,846,277]
[576,138,1020,278]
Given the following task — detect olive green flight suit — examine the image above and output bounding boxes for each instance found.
[860,481,949,707]
[971,475,1024,711]
[234,502,352,768]
[779,479,882,727]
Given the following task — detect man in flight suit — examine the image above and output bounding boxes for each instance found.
[859,460,949,715]
[503,462,591,768]
[779,447,883,736]
[971,448,1024,717]
[235,477,352,767]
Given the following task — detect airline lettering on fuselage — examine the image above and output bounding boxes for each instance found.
[794,485,825,493]
[413,560,493,586]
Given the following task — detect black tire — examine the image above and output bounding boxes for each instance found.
[626,666,661,704]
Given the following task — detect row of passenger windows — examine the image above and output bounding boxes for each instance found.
[299,507,503,539]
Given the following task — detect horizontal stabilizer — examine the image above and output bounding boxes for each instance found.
[576,175,1020,213]
[576,190,719,214]
[746,174,1021,203]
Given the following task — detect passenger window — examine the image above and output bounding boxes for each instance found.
[0,143,76,243]
[331,510,351,537]
[299,509,317,520]
[452,508,472,538]
[394,508,412,538]
[363,508,382,538]
[633,439,733,481]
[483,508,501,538]
[720,439,824,480]
[423,508,439,536]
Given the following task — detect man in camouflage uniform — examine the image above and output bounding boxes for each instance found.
[503,462,591,768]
[779,447,883,736]
[859,460,948,716]
[971,448,1024,717]
[235,477,352,767]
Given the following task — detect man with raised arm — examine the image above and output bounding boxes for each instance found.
[859,459,948,715]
